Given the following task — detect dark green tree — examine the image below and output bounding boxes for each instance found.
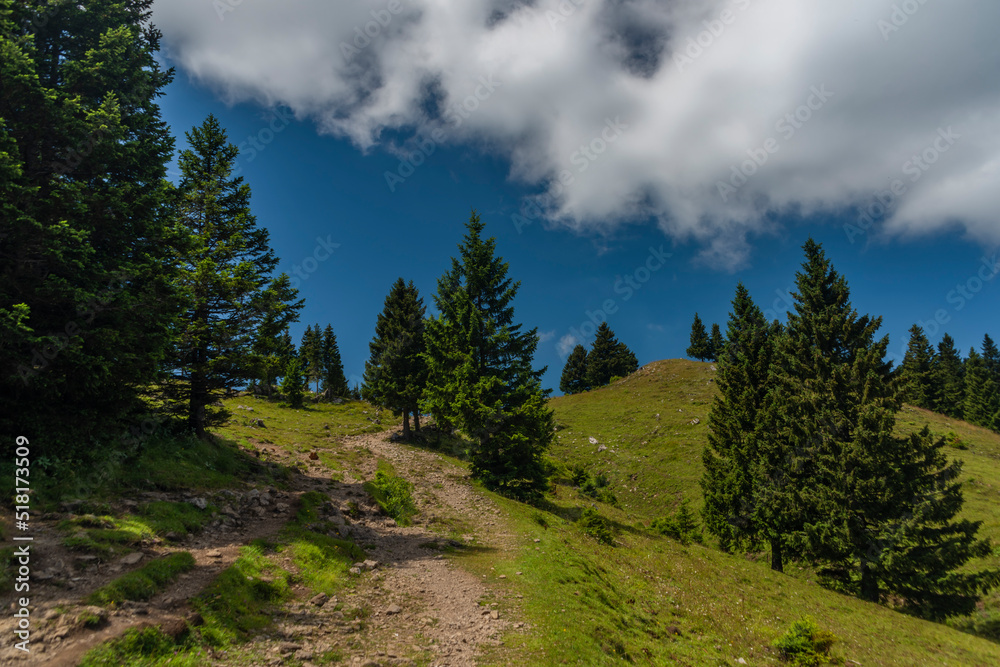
[299,324,323,393]
[701,284,777,556]
[586,322,638,388]
[964,344,1000,431]
[1,0,180,458]
[364,279,427,436]
[166,115,280,437]
[423,211,553,499]
[686,313,713,361]
[767,240,994,613]
[559,344,590,394]
[709,323,725,362]
[321,324,349,398]
[249,274,303,396]
[281,357,305,408]
[933,334,965,418]
[899,325,939,410]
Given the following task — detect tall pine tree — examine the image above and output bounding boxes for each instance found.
[1,0,180,458]
[300,324,323,393]
[586,322,638,388]
[321,324,349,398]
[686,314,713,361]
[249,274,303,396]
[364,279,426,435]
[423,211,553,499]
[166,115,280,437]
[899,325,939,410]
[701,284,777,555]
[934,334,965,419]
[767,240,994,614]
[708,323,726,362]
[559,345,589,395]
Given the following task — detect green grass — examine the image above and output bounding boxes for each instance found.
[59,502,217,558]
[86,552,196,606]
[364,459,418,526]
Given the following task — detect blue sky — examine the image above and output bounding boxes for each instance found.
[152,1,999,394]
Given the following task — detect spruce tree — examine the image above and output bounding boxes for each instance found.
[166,115,280,437]
[709,323,726,361]
[934,334,965,418]
[964,344,1000,431]
[321,324,349,398]
[423,211,552,499]
[767,240,994,612]
[249,274,303,396]
[586,322,638,388]
[559,345,590,394]
[899,325,939,410]
[363,279,427,435]
[300,324,324,393]
[1,0,180,458]
[281,358,305,408]
[701,284,776,555]
[686,314,713,361]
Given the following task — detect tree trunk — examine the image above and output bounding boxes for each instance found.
[860,565,880,602]
[402,411,411,439]
[414,410,421,432]
[770,537,784,573]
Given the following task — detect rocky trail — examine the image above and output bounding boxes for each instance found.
[1,430,521,666]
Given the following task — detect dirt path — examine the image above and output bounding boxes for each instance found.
[2,429,521,666]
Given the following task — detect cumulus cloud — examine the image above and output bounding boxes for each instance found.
[154,0,1000,267]
[556,333,580,357]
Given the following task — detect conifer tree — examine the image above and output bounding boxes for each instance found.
[300,324,324,393]
[559,345,590,395]
[1,0,180,457]
[686,314,713,361]
[964,343,1000,431]
[249,274,303,396]
[701,284,777,554]
[363,279,427,436]
[586,323,638,388]
[709,323,726,361]
[321,324,349,398]
[423,211,552,499]
[899,325,939,410]
[281,358,305,408]
[934,334,965,418]
[767,240,994,612]
[167,115,282,437]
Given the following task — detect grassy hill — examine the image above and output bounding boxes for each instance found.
[502,358,1000,664]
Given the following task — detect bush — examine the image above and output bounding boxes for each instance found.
[573,467,619,506]
[949,609,1000,641]
[945,431,968,450]
[578,508,615,546]
[773,617,837,666]
[651,498,703,545]
[364,466,417,526]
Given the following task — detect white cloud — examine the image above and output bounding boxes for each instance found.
[155,0,1000,267]
[538,329,557,344]
[556,333,579,357]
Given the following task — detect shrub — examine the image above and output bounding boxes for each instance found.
[945,431,967,450]
[651,498,703,545]
[364,467,417,526]
[578,508,615,546]
[773,617,837,666]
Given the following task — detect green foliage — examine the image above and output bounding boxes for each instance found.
[578,508,615,545]
[0,0,182,460]
[364,463,417,526]
[899,324,940,410]
[363,278,427,435]
[86,552,196,606]
[164,115,294,437]
[945,431,968,450]
[708,323,726,361]
[78,626,204,667]
[585,322,638,389]
[573,467,618,506]
[560,344,590,394]
[686,313,714,361]
[423,211,552,500]
[300,324,323,392]
[935,333,966,418]
[281,358,305,408]
[773,617,838,666]
[321,324,349,397]
[652,498,703,545]
[964,339,1000,432]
